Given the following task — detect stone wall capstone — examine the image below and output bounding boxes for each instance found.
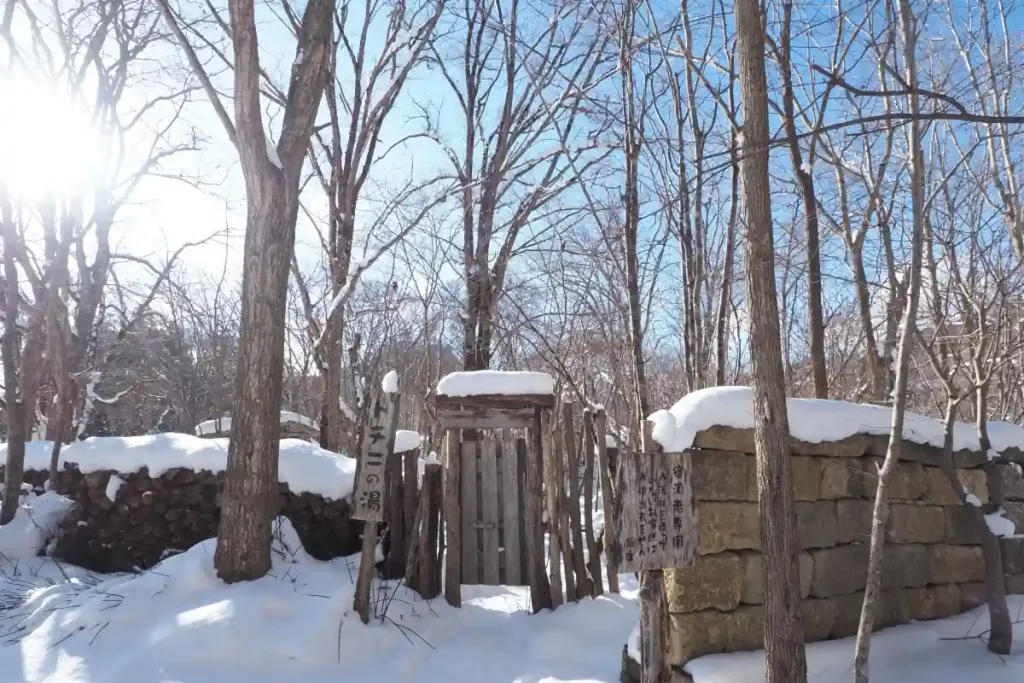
[664,427,1024,669]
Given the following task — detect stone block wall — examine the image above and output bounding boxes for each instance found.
[4,466,359,573]
[665,427,1024,668]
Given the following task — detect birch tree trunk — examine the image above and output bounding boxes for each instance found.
[734,0,808,678]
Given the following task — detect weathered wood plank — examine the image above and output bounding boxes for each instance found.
[640,569,668,683]
[443,429,462,607]
[405,461,442,599]
[501,439,522,585]
[353,392,400,621]
[562,402,591,599]
[382,450,405,579]
[595,410,619,593]
[517,437,531,586]
[612,423,697,574]
[403,448,419,543]
[352,393,399,522]
[441,408,536,430]
[555,438,577,602]
[583,409,603,595]
[435,393,556,410]
[480,440,501,584]
[424,463,443,598]
[461,440,480,584]
[527,410,553,612]
[545,425,565,607]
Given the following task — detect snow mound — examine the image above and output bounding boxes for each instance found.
[9,435,356,500]
[649,386,1024,457]
[984,509,1016,538]
[395,430,420,453]
[437,370,554,397]
[0,492,72,559]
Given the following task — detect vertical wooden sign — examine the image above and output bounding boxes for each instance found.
[615,450,697,573]
[353,392,400,623]
[352,393,397,522]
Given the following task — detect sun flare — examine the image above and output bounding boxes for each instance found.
[0,75,107,201]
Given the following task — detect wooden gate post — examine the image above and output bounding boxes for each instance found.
[595,409,619,593]
[583,408,603,595]
[443,428,462,607]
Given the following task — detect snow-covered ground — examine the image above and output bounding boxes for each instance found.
[0,495,637,683]
[0,491,1021,682]
[685,598,1024,682]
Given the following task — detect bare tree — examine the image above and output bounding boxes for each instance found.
[854,0,928,676]
[734,0,808,678]
[158,0,335,581]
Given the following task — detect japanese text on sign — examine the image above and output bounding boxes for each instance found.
[615,450,696,572]
[352,394,396,522]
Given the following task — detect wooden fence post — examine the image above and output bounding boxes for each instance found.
[594,409,619,593]
[406,460,442,599]
[527,408,553,612]
[351,391,400,624]
[562,401,591,599]
[443,428,462,607]
[583,408,603,595]
[544,420,565,607]
[404,447,419,546]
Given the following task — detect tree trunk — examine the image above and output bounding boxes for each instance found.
[734,0,808,679]
[975,389,1012,654]
[214,182,295,582]
[853,0,926,676]
[778,0,827,398]
[212,0,333,582]
[1,216,26,525]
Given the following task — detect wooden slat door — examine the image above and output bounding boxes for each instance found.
[460,438,529,586]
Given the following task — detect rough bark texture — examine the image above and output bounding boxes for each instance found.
[853,0,926,675]
[213,0,334,583]
[1,215,26,525]
[734,0,809,679]
[976,395,1012,654]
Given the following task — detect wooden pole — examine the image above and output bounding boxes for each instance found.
[639,420,669,683]
[527,408,553,612]
[383,449,405,579]
[443,428,462,607]
[404,447,419,546]
[353,392,400,623]
[583,408,603,595]
[544,415,565,607]
[555,438,577,602]
[595,409,619,593]
[562,401,591,599]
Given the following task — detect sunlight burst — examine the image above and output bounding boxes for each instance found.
[0,75,107,201]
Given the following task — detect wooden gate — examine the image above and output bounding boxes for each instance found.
[460,438,528,586]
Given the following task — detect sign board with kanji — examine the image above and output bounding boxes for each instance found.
[352,393,398,522]
[613,450,697,573]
